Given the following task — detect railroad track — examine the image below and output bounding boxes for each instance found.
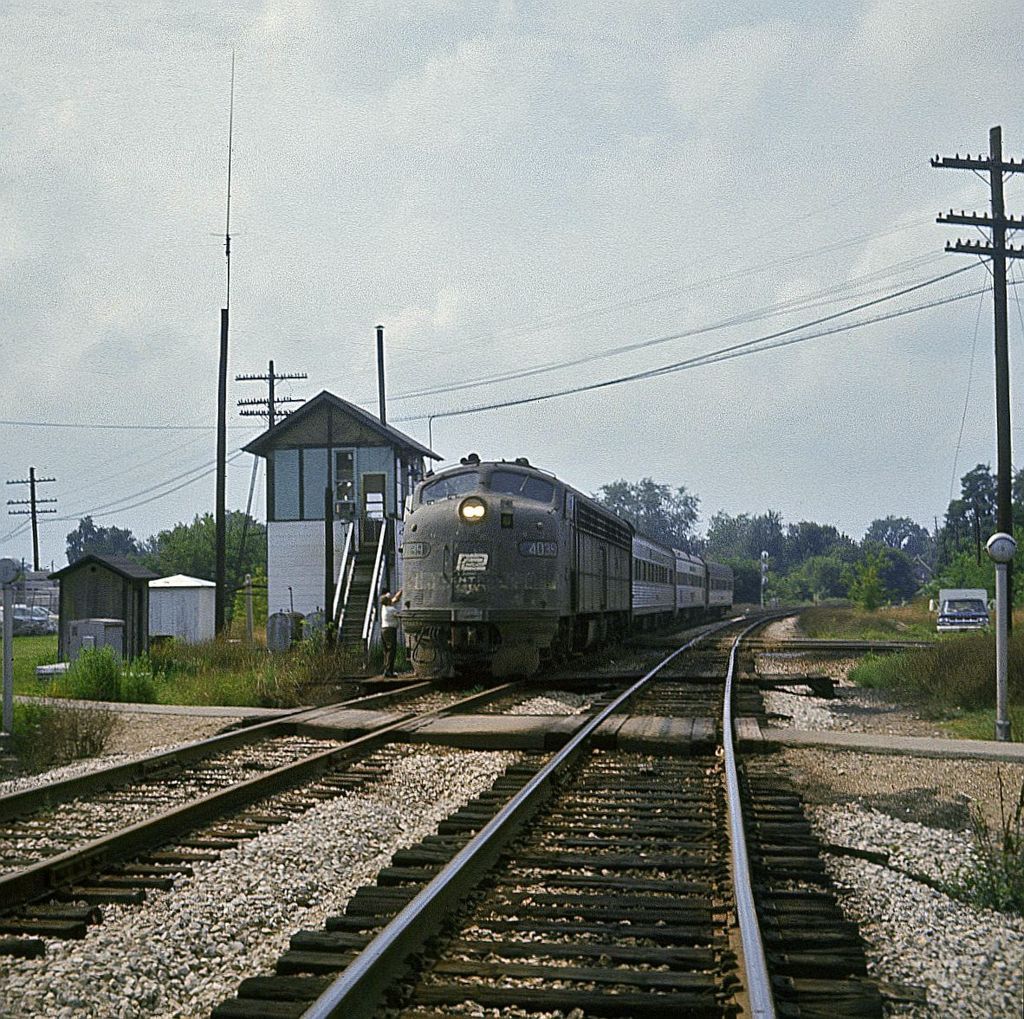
[0,680,521,954]
[209,616,882,1018]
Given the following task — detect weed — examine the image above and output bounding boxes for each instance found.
[951,771,1024,915]
[11,700,120,772]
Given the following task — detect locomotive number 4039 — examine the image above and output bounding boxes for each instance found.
[519,541,557,557]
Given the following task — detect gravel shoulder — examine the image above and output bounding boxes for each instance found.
[760,615,1024,1017]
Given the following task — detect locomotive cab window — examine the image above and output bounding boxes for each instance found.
[488,470,554,503]
[420,471,479,504]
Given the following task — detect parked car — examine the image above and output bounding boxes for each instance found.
[0,604,58,636]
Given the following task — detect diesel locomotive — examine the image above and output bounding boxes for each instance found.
[399,454,734,677]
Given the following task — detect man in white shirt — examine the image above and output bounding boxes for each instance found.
[380,588,403,676]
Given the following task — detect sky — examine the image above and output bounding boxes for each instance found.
[3,0,1024,570]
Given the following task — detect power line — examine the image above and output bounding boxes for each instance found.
[56,449,247,522]
[321,201,931,378]
[394,262,985,424]
[386,251,947,405]
[395,266,987,426]
[948,288,988,506]
[0,419,251,431]
[55,452,246,522]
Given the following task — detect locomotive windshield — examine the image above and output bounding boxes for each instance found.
[420,471,479,504]
[489,470,554,503]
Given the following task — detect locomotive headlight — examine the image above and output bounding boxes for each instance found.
[459,497,487,523]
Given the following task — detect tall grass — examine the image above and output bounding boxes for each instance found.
[38,637,375,710]
[849,628,1024,714]
[799,603,936,641]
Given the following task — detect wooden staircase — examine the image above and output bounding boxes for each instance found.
[338,547,378,648]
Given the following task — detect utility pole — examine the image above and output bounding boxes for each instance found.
[376,325,387,426]
[6,467,57,571]
[215,52,235,637]
[933,127,1024,616]
[236,360,307,429]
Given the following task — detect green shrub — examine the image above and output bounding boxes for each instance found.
[57,647,123,701]
[11,700,120,772]
[120,657,157,703]
[51,647,157,704]
[951,771,1024,915]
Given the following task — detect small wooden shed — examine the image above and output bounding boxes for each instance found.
[49,554,159,661]
[149,574,216,645]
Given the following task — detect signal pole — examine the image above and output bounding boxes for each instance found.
[933,126,1024,611]
[236,360,307,429]
[6,467,57,572]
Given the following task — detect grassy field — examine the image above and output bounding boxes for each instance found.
[5,635,60,695]
[846,624,1024,737]
[798,602,937,641]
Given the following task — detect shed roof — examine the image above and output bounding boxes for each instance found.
[50,554,160,582]
[242,390,440,460]
[150,574,216,589]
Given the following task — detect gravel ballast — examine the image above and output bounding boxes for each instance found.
[812,803,1024,1017]
[760,616,1024,1016]
[0,744,519,1018]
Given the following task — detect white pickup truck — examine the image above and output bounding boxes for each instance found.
[932,588,990,632]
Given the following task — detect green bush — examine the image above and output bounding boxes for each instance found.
[57,647,123,701]
[52,647,157,704]
[11,700,120,772]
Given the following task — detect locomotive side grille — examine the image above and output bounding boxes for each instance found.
[575,501,631,548]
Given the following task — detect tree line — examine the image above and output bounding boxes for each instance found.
[594,466,1024,607]
[63,462,1024,617]
[65,512,266,621]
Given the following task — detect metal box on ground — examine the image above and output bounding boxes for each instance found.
[67,618,125,661]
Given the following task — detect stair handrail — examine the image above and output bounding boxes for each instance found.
[361,519,389,648]
[332,522,356,629]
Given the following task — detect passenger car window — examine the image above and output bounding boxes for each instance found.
[420,471,479,504]
[489,470,554,503]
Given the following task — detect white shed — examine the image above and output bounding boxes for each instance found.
[149,575,216,644]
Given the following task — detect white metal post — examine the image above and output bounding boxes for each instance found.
[994,561,1010,741]
[2,583,14,736]
[245,573,254,643]
[985,532,1016,742]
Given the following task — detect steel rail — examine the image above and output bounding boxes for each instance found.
[723,618,777,1019]
[301,616,742,1019]
[0,680,438,824]
[0,681,518,911]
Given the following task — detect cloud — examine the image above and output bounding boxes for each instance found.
[666,20,823,126]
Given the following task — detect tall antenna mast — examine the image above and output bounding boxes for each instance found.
[225,49,235,307]
[215,50,235,636]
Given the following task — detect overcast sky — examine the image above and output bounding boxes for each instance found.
[3,0,1024,569]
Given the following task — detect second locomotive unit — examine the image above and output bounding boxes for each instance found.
[399,454,733,677]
